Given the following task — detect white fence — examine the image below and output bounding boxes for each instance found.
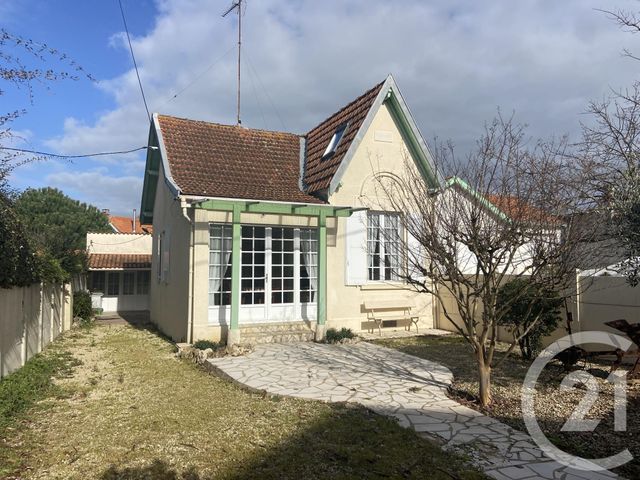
[0,283,73,378]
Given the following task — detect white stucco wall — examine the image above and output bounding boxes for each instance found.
[87,233,152,254]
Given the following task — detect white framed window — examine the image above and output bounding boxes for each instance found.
[367,212,402,281]
[107,271,120,296]
[241,225,266,305]
[322,122,348,158]
[299,228,317,303]
[89,271,106,292]
[209,224,233,306]
[123,272,135,295]
[271,227,294,304]
[136,270,150,295]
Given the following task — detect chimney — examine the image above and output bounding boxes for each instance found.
[102,208,110,216]
[132,209,137,233]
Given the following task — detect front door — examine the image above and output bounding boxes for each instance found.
[237,225,317,324]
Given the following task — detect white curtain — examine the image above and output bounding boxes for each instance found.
[210,244,233,301]
[301,237,317,300]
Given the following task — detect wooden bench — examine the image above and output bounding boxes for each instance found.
[362,300,419,335]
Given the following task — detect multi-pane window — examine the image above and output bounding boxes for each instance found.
[107,271,120,295]
[137,271,150,295]
[241,226,266,305]
[90,271,106,292]
[271,227,294,304]
[299,228,317,303]
[209,224,233,306]
[368,212,402,281]
[123,272,135,295]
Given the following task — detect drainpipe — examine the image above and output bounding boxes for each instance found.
[180,199,195,344]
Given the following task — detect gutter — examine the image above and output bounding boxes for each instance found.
[180,198,196,344]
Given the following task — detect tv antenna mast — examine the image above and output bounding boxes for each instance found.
[222,0,243,125]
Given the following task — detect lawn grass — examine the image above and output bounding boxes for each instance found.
[373,334,640,478]
[1,324,486,479]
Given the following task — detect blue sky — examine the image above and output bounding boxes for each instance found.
[4,0,640,215]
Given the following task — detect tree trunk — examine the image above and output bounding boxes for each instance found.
[478,357,492,407]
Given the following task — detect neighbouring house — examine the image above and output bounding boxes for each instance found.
[140,74,442,344]
[86,228,152,313]
[104,210,153,234]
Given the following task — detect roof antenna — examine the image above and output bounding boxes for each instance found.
[222,0,243,126]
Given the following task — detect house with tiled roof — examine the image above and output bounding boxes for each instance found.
[106,212,153,234]
[85,230,152,313]
[140,74,440,344]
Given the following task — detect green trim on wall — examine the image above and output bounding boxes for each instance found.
[230,204,242,331]
[385,92,439,190]
[317,212,327,326]
[195,198,352,218]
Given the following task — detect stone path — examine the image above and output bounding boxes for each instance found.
[209,342,620,480]
[358,327,453,341]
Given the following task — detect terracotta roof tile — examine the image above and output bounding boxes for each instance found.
[303,80,385,193]
[157,116,324,204]
[486,195,557,224]
[109,215,153,234]
[88,254,152,270]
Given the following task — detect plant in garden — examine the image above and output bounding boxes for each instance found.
[325,327,356,343]
[72,290,93,323]
[497,278,563,360]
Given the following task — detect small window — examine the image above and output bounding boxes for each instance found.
[107,272,120,296]
[90,271,105,292]
[123,272,135,295]
[322,122,348,159]
[137,271,150,295]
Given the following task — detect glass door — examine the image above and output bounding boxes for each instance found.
[269,227,296,321]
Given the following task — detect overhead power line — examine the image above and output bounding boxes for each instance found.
[0,145,153,159]
[118,0,151,122]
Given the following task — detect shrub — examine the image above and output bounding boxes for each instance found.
[325,327,356,344]
[193,340,224,351]
[73,290,93,323]
[497,278,563,360]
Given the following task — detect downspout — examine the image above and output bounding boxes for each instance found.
[180,199,195,344]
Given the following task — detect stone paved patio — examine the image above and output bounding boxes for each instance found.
[209,342,620,480]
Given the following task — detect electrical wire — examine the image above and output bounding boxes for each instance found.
[157,44,236,110]
[118,0,151,122]
[244,50,287,131]
[0,145,152,159]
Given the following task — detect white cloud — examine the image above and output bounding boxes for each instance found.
[44,0,640,208]
[46,169,142,215]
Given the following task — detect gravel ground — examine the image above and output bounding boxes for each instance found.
[373,334,640,479]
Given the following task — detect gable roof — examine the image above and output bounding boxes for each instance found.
[303,81,385,192]
[140,75,440,223]
[156,115,323,204]
[108,215,153,234]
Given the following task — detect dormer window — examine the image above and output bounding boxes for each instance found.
[322,122,348,159]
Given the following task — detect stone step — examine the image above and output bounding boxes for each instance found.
[239,323,315,344]
[240,321,311,333]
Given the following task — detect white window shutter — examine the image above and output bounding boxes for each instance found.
[345,210,368,285]
[162,228,171,283]
[407,213,426,282]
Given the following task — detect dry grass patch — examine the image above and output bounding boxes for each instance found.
[374,334,640,478]
[2,324,486,480]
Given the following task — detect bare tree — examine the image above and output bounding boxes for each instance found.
[579,8,640,284]
[0,29,91,193]
[374,115,601,407]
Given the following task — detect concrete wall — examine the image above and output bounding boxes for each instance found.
[0,283,72,378]
[87,232,152,254]
[148,165,190,342]
[327,102,435,332]
[435,274,640,351]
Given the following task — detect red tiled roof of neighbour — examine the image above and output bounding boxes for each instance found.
[486,195,557,224]
[303,80,385,193]
[156,115,324,204]
[109,215,153,234]
[88,254,152,270]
